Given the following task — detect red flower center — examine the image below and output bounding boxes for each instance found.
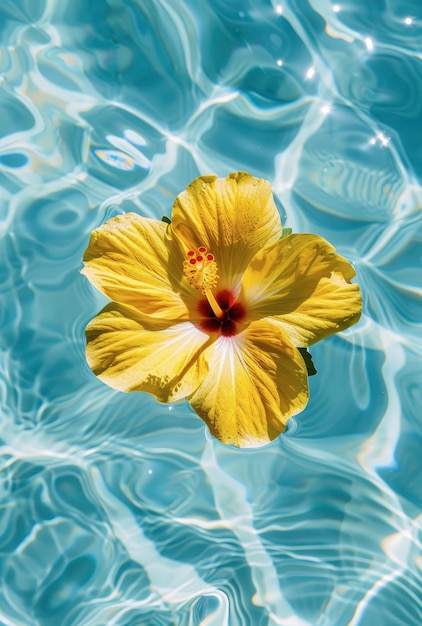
[198,289,246,336]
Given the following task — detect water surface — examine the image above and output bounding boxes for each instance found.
[0,1,421,624]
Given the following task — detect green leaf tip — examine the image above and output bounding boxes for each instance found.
[298,348,317,376]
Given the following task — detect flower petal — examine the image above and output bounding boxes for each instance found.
[171,172,282,291]
[86,303,211,401]
[188,320,308,448]
[242,234,362,347]
[82,213,190,322]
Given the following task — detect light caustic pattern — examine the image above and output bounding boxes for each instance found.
[0,0,421,625]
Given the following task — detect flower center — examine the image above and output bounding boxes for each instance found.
[198,290,246,337]
[183,246,245,336]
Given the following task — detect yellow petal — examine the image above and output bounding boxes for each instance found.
[86,303,211,402]
[242,234,362,347]
[82,213,190,322]
[171,172,282,291]
[188,320,308,448]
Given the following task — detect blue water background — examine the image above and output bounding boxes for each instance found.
[1,1,421,624]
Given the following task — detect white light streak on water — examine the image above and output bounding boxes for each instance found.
[201,440,312,626]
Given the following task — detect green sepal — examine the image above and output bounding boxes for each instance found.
[281,227,292,238]
[298,348,317,376]
[161,216,171,224]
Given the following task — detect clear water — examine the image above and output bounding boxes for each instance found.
[1,0,421,624]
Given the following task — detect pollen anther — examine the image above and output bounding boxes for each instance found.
[183,245,218,294]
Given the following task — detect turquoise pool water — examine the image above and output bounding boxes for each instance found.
[1,0,421,624]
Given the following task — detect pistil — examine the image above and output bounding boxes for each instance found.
[183,246,221,309]
[203,287,224,319]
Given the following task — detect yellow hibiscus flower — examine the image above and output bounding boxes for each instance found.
[82,172,361,448]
